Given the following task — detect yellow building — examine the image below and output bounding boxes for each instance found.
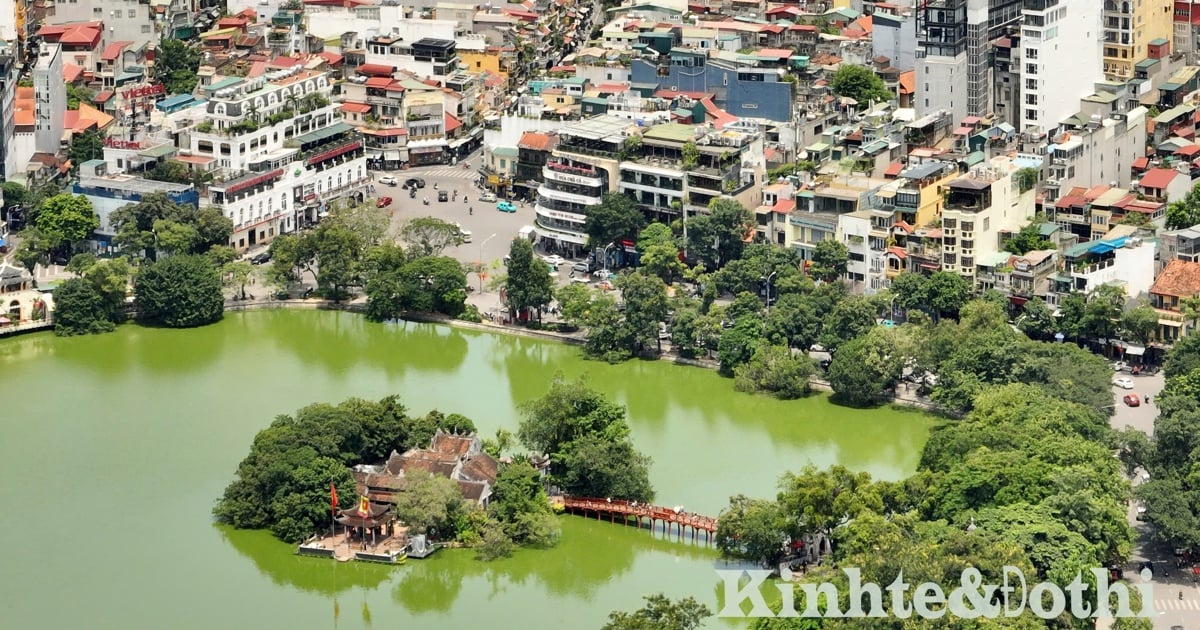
[877,161,961,228]
[459,47,512,80]
[1103,0,1173,80]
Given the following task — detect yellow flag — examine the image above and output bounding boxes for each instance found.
[357,496,370,517]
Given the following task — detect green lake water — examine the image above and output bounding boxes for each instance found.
[0,310,935,629]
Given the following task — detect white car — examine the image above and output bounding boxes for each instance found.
[593,269,614,280]
[1113,377,1135,389]
[378,175,398,186]
[480,192,498,202]
[542,255,566,266]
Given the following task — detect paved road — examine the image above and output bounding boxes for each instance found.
[1098,370,1200,629]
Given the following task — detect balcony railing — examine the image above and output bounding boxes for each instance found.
[546,160,598,177]
[306,140,362,168]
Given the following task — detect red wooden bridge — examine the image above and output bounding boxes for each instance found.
[562,497,718,543]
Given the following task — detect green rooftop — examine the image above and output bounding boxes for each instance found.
[1136,58,1160,70]
[1150,38,1169,46]
[1037,223,1060,237]
[295,122,353,145]
[641,123,697,143]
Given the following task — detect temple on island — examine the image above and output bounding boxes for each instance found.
[353,429,500,508]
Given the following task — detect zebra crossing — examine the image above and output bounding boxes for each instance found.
[1153,596,1200,611]
[404,167,478,179]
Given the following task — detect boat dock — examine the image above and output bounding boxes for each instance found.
[296,529,410,564]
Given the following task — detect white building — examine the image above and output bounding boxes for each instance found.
[940,155,1037,281]
[0,0,16,42]
[838,210,889,294]
[0,52,16,183]
[915,0,989,124]
[872,8,917,72]
[304,4,457,44]
[33,44,65,156]
[1017,0,1103,134]
[48,0,155,45]
[1043,95,1148,203]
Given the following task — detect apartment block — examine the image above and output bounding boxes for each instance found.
[939,155,1036,280]
[32,43,64,157]
[1104,0,1174,81]
[1017,0,1104,134]
[1043,93,1148,203]
[1150,258,1200,342]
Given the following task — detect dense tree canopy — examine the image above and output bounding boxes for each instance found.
[685,199,752,269]
[504,237,554,318]
[35,194,99,248]
[517,376,654,502]
[134,254,224,328]
[156,39,202,95]
[110,193,232,259]
[828,64,893,105]
[602,594,711,630]
[585,193,646,248]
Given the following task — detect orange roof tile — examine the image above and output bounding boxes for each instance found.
[63,63,84,83]
[518,131,556,151]
[1140,167,1178,190]
[444,112,462,133]
[341,102,372,114]
[898,70,915,95]
[1151,259,1200,297]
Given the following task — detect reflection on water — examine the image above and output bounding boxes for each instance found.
[0,311,932,629]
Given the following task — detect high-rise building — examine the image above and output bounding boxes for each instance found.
[1104,0,1173,80]
[0,52,17,182]
[915,0,990,122]
[32,43,64,157]
[1018,0,1104,133]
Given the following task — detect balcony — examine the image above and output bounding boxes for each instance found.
[544,161,603,187]
[305,140,363,169]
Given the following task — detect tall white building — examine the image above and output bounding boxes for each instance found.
[1018,0,1103,134]
[33,44,65,156]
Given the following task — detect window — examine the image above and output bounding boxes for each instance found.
[127,8,136,17]
[1025,63,1038,74]
[142,24,151,33]
[500,159,507,168]
[93,7,102,14]
[1026,109,1038,120]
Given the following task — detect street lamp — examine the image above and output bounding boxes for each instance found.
[763,271,777,315]
[478,233,497,292]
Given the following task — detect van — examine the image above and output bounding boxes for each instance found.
[460,229,472,243]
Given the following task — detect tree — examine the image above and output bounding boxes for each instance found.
[151,219,201,256]
[602,594,711,630]
[517,376,628,457]
[267,233,315,288]
[777,464,882,545]
[556,434,655,501]
[889,271,928,313]
[1017,297,1057,340]
[83,257,131,324]
[194,207,233,252]
[924,271,971,319]
[636,223,683,283]
[67,128,105,168]
[35,194,99,247]
[1003,222,1052,254]
[584,192,646,248]
[619,271,669,354]
[488,461,560,547]
[52,277,116,336]
[223,261,253,299]
[685,199,752,269]
[819,295,876,350]
[1013,167,1040,194]
[1165,331,1200,378]
[157,39,202,95]
[715,495,789,564]
[1081,284,1125,340]
[826,327,903,405]
[809,239,848,282]
[400,217,462,257]
[13,228,51,280]
[392,472,465,537]
[717,315,762,375]
[66,83,95,110]
[763,293,821,349]
[312,225,363,301]
[134,254,224,328]
[1121,302,1159,345]
[583,293,634,361]
[2,181,28,210]
[828,64,893,105]
[734,343,814,399]
[554,282,595,329]
[504,238,553,319]
[110,192,212,259]
[1165,182,1200,230]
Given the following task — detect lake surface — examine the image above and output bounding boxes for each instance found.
[0,310,934,629]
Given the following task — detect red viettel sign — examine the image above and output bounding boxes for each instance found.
[122,84,166,99]
[104,138,143,150]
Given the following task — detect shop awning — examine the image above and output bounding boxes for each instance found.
[1125,345,1146,356]
[535,227,587,245]
[383,150,401,161]
[1160,319,1184,327]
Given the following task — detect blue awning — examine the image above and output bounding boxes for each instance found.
[0,238,7,247]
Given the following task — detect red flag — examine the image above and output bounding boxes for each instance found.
[357,495,370,517]
[330,482,339,511]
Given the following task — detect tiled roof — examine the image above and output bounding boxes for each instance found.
[357,63,395,77]
[63,63,84,83]
[430,431,475,457]
[444,112,462,133]
[1151,259,1200,297]
[340,102,372,114]
[518,131,556,151]
[1140,167,1178,190]
[101,41,132,62]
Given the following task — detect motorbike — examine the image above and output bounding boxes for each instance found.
[423,198,429,205]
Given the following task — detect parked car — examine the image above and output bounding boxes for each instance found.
[438,190,449,202]
[571,261,591,273]
[480,192,498,202]
[1112,361,1128,371]
[1113,377,1135,389]
[459,230,472,243]
[378,175,398,186]
[1123,393,1141,407]
[249,252,271,265]
[594,269,614,281]
[376,196,393,208]
[405,178,426,189]
[497,201,516,213]
[570,276,590,284]
[542,254,565,266]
